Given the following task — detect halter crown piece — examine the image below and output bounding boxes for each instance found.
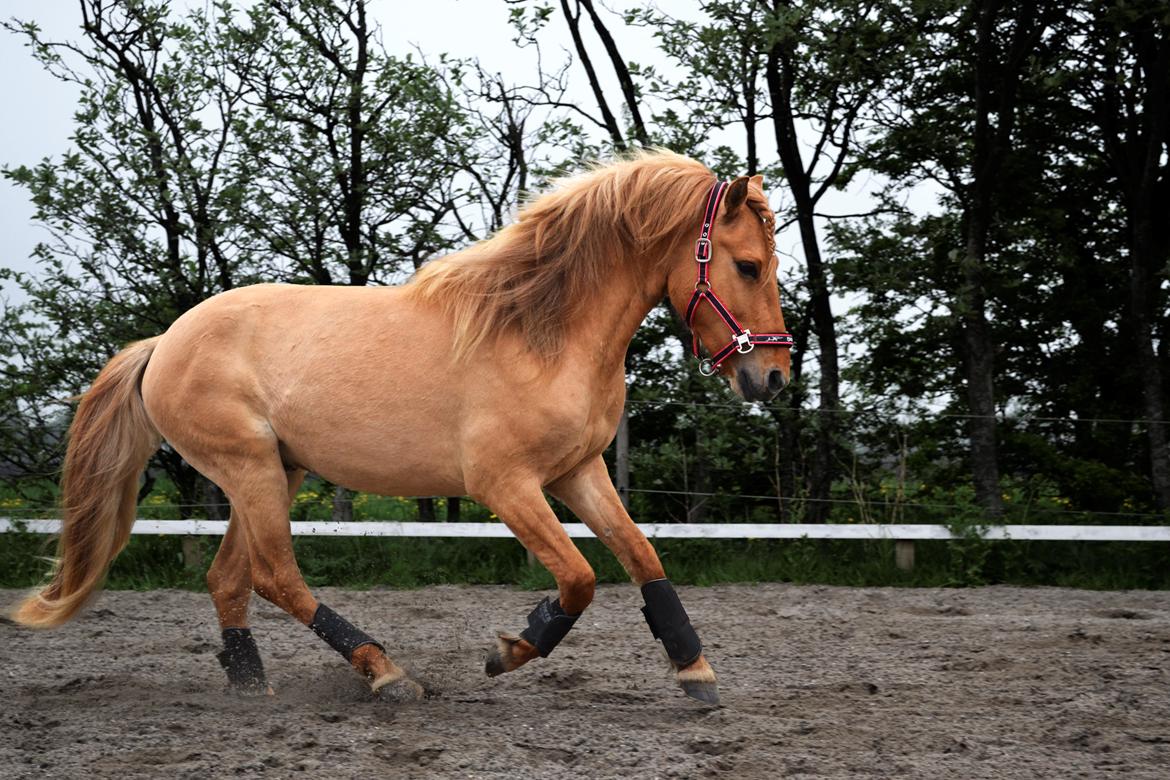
[684,181,794,377]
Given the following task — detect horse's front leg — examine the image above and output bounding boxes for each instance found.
[550,457,720,705]
[473,478,596,677]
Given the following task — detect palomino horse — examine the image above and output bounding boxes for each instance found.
[13,151,791,705]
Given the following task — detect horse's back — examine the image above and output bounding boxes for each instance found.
[141,283,470,494]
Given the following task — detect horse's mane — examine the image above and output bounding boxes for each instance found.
[408,150,774,361]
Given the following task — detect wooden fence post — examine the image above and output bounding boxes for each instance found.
[895,539,915,571]
[181,535,203,570]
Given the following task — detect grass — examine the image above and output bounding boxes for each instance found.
[3,526,1170,593]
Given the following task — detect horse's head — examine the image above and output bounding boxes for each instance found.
[666,175,792,402]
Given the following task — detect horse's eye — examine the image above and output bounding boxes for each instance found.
[735,261,759,280]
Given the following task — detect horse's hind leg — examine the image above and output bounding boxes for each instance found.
[182,429,421,699]
[550,457,720,705]
[473,479,595,677]
[206,469,305,694]
[207,507,269,693]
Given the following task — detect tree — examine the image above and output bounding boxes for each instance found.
[1082,0,1170,509]
[846,0,1064,519]
[1,0,261,519]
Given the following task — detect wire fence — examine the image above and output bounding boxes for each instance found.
[0,485,1165,521]
[3,402,1169,431]
[623,398,1169,426]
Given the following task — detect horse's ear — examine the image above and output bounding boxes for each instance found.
[749,174,764,189]
[723,176,750,217]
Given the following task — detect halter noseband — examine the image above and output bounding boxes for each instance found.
[684,181,794,376]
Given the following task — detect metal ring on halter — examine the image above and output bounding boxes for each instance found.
[734,331,754,354]
[694,281,711,293]
[698,359,716,377]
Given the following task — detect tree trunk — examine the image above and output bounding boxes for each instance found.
[578,0,649,146]
[764,32,840,522]
[615,406,630,509]
[136,468,156,504]
[173,464,204,570]
[332,486,354,523]
[960,228,1004,518]
[1130,211,1170,509]
[798,204,840,523]
[1122,17,1170,509]
[446,496,461,521]
[417,498,436,521]
[560,0,626,149]
[687,428,709,523]
[203,477,229,521]
[955,0,1047,519]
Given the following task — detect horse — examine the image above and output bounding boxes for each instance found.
[12,150,792,705]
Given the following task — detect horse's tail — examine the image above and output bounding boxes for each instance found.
[12,337,162,628]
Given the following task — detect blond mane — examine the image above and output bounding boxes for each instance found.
[408,150,718,360]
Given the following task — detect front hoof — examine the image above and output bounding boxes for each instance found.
[680,679,720,705]
[485,633,520,677]
[372,673,425,702]
[485,648,508,677]
[484,633,537,677]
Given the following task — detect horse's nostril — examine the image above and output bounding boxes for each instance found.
[767,369,787,394]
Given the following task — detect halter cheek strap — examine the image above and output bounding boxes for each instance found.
[684,181,794,376]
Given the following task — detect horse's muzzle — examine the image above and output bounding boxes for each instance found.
[736,366,789,402]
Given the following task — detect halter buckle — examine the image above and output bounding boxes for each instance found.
[694,238,711,262]
[698,359,716,377]
[734,331,754,354]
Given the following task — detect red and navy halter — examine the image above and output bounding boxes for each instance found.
[684,181,794,376]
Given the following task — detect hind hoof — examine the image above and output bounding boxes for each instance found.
[680,679,720,705]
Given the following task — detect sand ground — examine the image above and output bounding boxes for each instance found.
[1,583,1168,779]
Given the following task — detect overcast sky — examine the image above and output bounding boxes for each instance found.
[0,1,910,310]
[0,0,660,302]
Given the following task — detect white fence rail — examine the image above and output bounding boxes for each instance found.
[3,518,1169,542]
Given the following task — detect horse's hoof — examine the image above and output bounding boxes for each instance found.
[680,679,720,706]
[372,673,424,702]
[485,633,526,677]
[484,649,507,677]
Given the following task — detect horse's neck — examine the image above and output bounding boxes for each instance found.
[569,256,665,379]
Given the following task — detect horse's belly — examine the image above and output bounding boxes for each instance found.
[277,417,467,497]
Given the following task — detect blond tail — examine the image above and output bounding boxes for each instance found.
[12,337,162,628]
